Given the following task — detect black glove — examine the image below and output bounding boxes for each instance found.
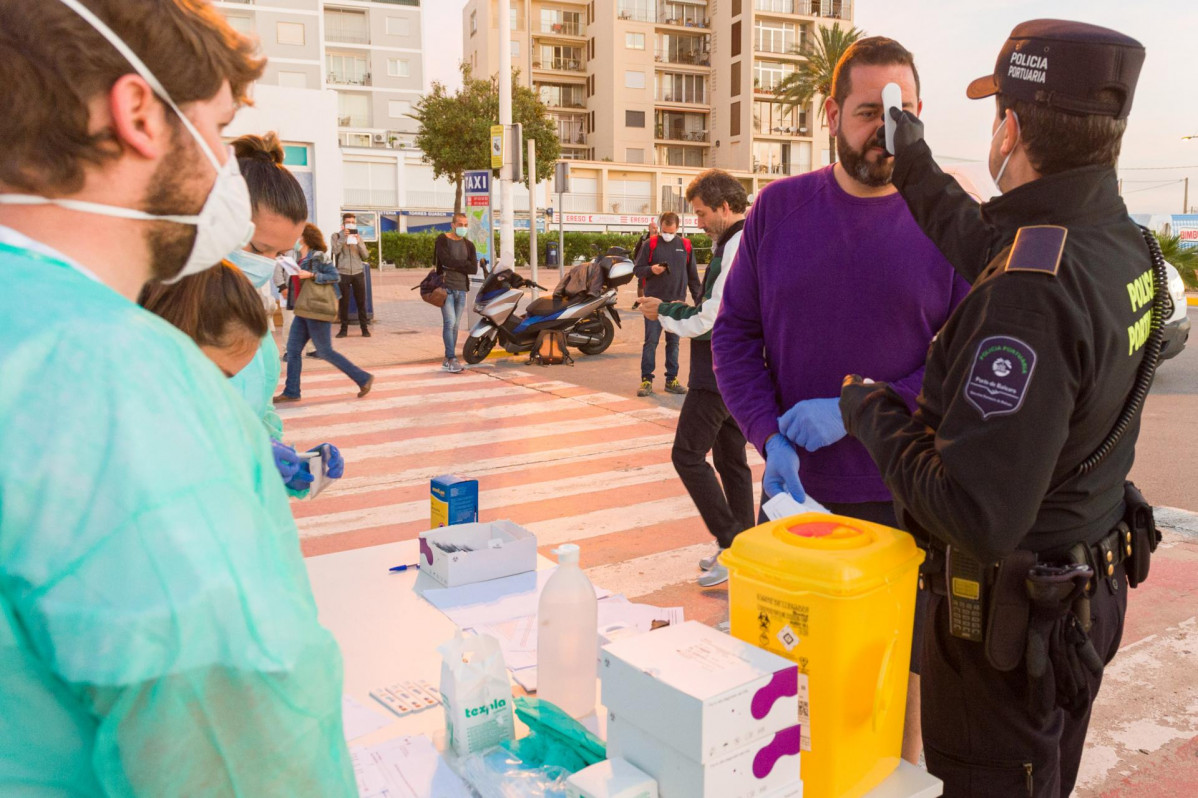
[838,375,889,437]
[886,107,925,158]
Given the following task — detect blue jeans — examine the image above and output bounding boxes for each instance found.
[641,317,679,382]
[441,289,468,359]
[282,316,372,397]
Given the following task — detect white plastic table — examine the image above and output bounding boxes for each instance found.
[305,539,942,797]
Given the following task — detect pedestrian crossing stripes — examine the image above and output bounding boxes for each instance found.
[284,360,763,620]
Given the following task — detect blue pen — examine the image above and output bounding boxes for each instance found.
[389,563,419,573]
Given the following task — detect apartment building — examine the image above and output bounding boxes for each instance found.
[215,0,429,223]
[463,0,853,216]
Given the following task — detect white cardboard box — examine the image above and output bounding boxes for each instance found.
[566,757,659,798]
[600,621,800,762]
[607,712,803,798]
[417,520,537,587]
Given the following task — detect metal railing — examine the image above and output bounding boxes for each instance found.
[325,28,370,45]
[328,71,371,86]
[342,188,398,207]
[539,20,585,36]
[655,90,708,104]
[654,49,711,66]
[535,57,585,72]
[656,128,710,142]
[540,93,587,108]
[753,0,852,19]
[616,10,709,27]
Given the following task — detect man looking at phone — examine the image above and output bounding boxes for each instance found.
[634,211,701,397]
[332,211,370,337]
[713,36,969,764]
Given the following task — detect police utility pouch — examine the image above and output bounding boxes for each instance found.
[1123,480,1158,588]
[985,549,1037,671]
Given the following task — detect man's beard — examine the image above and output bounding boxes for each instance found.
[704,217,727,239]
[142,124,209,282]
[836,129,894,188]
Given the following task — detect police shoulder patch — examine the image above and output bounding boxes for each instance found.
[963,335,1038,420]
[1004,225,1068,276]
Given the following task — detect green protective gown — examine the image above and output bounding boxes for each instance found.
[0,243,355,796]
[228,333,285,442]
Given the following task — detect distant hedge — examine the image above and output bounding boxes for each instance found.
[367,231,713,268]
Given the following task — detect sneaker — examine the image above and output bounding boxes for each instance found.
[699,546,724,572]
[447,359,464,374]
[665,378,688,395]
[335,329,348,339]
[637,379,654,397]
[697,564,729,587]
[357,375,374,398]
[441,358,452,371]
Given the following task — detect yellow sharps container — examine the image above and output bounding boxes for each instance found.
[722,512,925,798]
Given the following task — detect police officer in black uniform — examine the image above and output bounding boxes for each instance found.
[837,20,1159,797]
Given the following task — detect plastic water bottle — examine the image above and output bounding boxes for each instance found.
[537,543,598,718]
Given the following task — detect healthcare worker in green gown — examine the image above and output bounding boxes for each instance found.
[0,1,355,794]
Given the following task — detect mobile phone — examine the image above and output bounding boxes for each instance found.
[882,82,903,155]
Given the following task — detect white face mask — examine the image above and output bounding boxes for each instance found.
[0,0,254,284]
[660,232,676,242]
[989,112,1021,193]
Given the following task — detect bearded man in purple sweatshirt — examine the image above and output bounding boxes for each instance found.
[713,36,969,764]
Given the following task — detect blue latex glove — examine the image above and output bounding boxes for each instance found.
[271,438,302,483]
[763,434,806,502]
[314,444,344,480]
[285,460,315,492]
[779,397,847,452]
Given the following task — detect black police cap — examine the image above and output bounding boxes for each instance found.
[966,19,1145,119]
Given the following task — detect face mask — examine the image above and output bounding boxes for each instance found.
[660,233,676,243]
[0,0,254,284]
[990,112,1020,192]
[227,248,277,290]
[455,226,469,237]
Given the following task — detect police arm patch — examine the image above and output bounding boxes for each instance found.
[1004,225,1067,276]
[963,336,1038,419]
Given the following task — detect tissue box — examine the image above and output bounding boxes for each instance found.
[567,757,659,798]
[607,713,802,798]
[601,621,799,762]
[418,520,537,587]
[431,474,478,528]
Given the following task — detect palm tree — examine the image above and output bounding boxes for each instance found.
[775,23,863,165]
[1153,230,1198,289]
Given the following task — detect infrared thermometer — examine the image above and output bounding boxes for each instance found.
[882,82,903,155]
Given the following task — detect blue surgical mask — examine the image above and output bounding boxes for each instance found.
[455,226,469,237]
[227,248,277,290]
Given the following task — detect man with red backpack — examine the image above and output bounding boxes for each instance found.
[633,211,701,397]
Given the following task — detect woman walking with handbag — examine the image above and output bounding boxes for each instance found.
[276,223,374,402]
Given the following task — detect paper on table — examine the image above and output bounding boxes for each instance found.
[763,492,830,521]
[351,735,471,798]
[342,695,394,742]
[421,567,612,629]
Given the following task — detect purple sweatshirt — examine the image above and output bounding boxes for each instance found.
[713,166,969,504]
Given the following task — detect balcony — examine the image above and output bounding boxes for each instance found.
[534,57,585,73]
[655,90,707,105]
[656,128,710,143]
[654,49,711,67]
[328,71,371,86]
[616,10,709,28]
[337,115,372,128]
[754,0,853,20]
[560,132,588,146]
[539,20,585,37]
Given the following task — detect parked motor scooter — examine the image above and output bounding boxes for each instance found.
[462,249,635,364]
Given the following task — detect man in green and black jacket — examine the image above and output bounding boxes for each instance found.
[641,170,752,587]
